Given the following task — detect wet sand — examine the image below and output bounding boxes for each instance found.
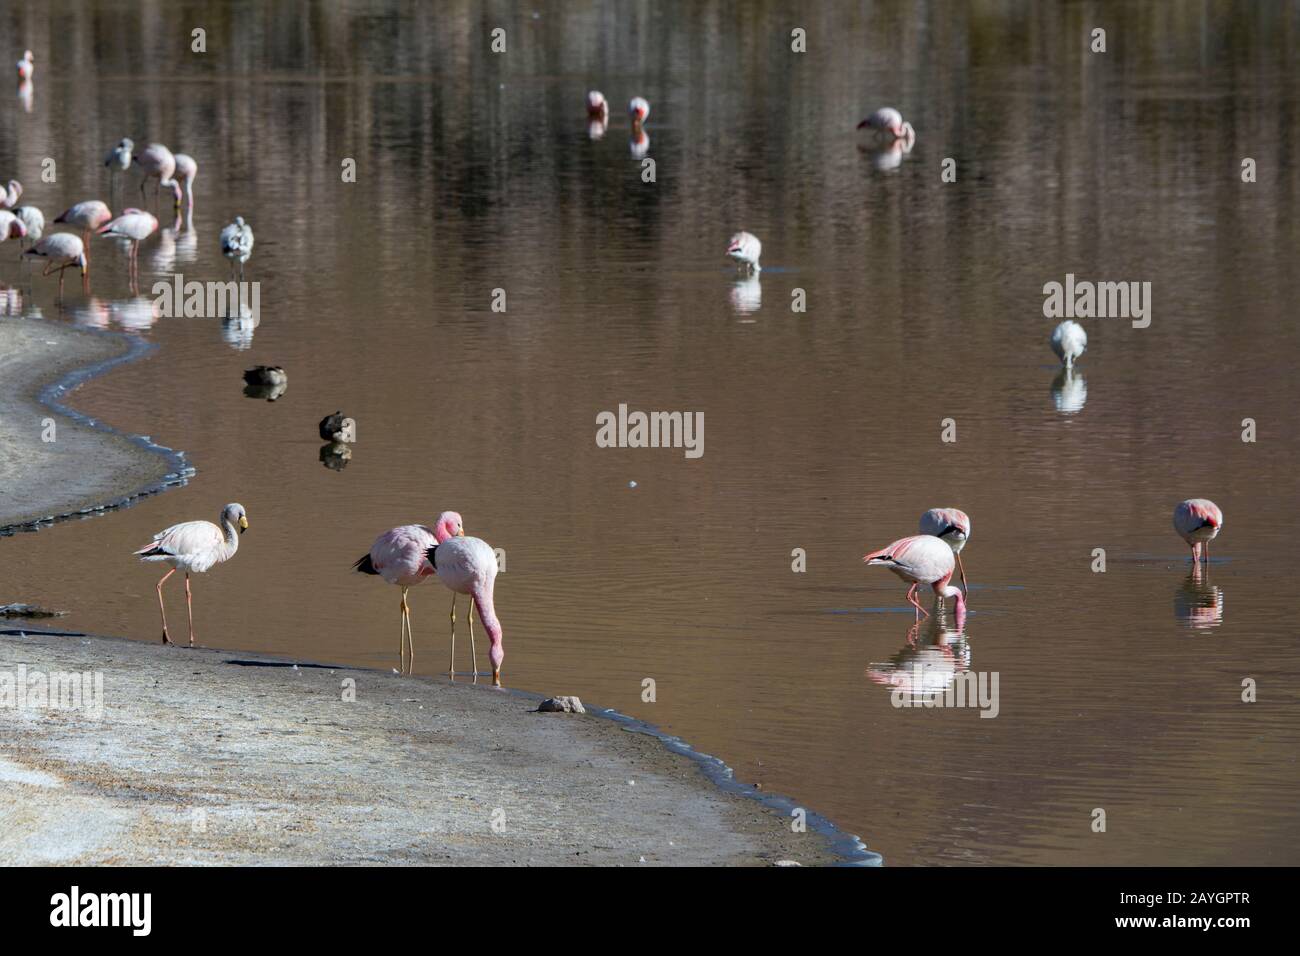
[0,319,183,535]
[0,628,843,865]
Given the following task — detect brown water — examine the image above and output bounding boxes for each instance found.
[3,1,1299,864]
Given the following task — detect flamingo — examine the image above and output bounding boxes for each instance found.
[863,534,966,622]
[628,96,650,125]
[353,512,464,674]
[54,201,112,266]
[23,233,85,300]
[0,210,27,244]
[1174,499,1223,565]
[586,90,608,119]
[426,536,504,686]
[220,216,254,279]
[726,232,762,273]
[16,50,33,81]
[135,503,248,647]
[98,208,158,287]
[919,508,972,596]
[858,107,915,142]
[0,180,21,210]
[105,138,133,200]
[1050,319,1087,369]
[12,205,42,256]
[132,143,182,205]
[172,153,198,209]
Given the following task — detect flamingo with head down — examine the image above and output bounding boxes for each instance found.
[858,107,915,143]
[919,508,971,596]
[1174,499,1223,565]
[427,535,504,686]
[864,534,966,622]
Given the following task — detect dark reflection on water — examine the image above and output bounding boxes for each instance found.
[1,1,1299,865]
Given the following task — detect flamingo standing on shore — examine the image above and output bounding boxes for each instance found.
[54,201,112,266]
[133,143,181,205]
[726,232,762,273]
[1050,320,1087,369]
[919,508,972,596]
[220,216,254,279]
[0,180,21,210]
[172,153,198,210]
[135,503,248,647]
[427,536,504,686]
[353,512,464,674]
[864,534,966,622]
[23,233,85,300]
[98,208,158,287]
[16,50,33,80]
[858,107,915,143]
[1174,499,1223,565]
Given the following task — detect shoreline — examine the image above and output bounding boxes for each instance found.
[0,626,872,866]
[0,317,190,537]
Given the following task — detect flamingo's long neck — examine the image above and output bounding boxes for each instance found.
[220,518,241,561]
[472,578,504,679]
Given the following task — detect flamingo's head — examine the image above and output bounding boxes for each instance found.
[222,502,249,533]
[628,97,650,123]
[433,510,465,542]
[168,180,183,207]
[7,219,26,240]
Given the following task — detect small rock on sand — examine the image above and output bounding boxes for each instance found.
[537,696,586,714]
[0,604,67,619]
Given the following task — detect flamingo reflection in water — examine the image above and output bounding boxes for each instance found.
[1174,564,1224,630]
[864,608,996,716]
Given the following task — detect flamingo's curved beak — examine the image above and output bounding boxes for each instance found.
[239,516,249,532]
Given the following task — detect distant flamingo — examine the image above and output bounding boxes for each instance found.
[135,503,248,646]
[586,90,608,119]
[919,508,972,596]
[426,537,503,686]
[0,210,26,243]
[864,534,966,622]
[172,153,198,209]
[1174,499,1223,565]
[0,180,21,210]
[54,200,112,265]
[10,205,40,258]
[629,96,650,124]
[858,107,915,142]
[727,232,762,273]
[98,208,158,287]
[220,216,254,279]
[353,512,464,674]
[105,138,133,201]
[1050,319,1087,369]
[132,143,181,205]
[16,50,33,80]
[23,233,85,299]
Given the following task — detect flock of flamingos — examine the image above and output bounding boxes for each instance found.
[6,57,1223,688]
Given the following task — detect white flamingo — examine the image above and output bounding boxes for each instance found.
[726,232,762,273]
[23,233,85,299]
[135,503,248,647]
[220,216,254,279]
[0,210,26,244]
[133,143,181,205]
[864,534,966,622]
[0,179,21,210]
[628,96,650,124]
[1050,319,1087,369]
[54,201,112,266]
[11,205,41,258]
[98,208,158,286]
[172,153,198,209]
[105,138,133,200]
[352,512,465,674]
[919,508,971,595]
[16,50,34,81]
[1174,499,1223,565]
[858,107,915,142]
[426,536,504,686]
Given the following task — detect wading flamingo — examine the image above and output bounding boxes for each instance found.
[1174,499,1223,565]
[0,210,26,244]
[629,96,650,125]
[12,205,42,255]
[727,232,762,273]
[858,107,915,142]
[98,208,158,287]
[105,138,133,201]
[353,512,464,674]
[586,90,608,118]
[864,534,966,622]
[1050,319,1087,369]
[0,179,21,210]
[133,143,181,205]
[919,508,971,596]
[135,503,248,646]
[16,50,34,81]
[172,153,198,209]
[54,200,112,266]
[23,233,85,300]
[220,216,254,279]
[426,536,503,686]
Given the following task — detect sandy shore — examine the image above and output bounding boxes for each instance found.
[0,627,852,865]
[0,318,186,535]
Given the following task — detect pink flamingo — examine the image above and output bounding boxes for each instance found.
[173,153,198,209]
[135,503,248,646]
[426,536,503,686]
[628,96,650,125]
[726,232,762,273]
[0,210,26,243]
[16,50,34,81]
[586,90,608,119]
[353,512,464,674]
[864,534,966,622]
[98,208,158,288]
[857,107,915,143]
[1174,499,1223,565]
[54,201,112,266]
[919,508,972,595]
[132,143,182,205]
[23,233,85,300]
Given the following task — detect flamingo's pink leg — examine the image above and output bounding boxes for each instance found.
[156,568,176,644]
[448,593,457,681]
[185,572,195,647]
[469,599,479,684]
